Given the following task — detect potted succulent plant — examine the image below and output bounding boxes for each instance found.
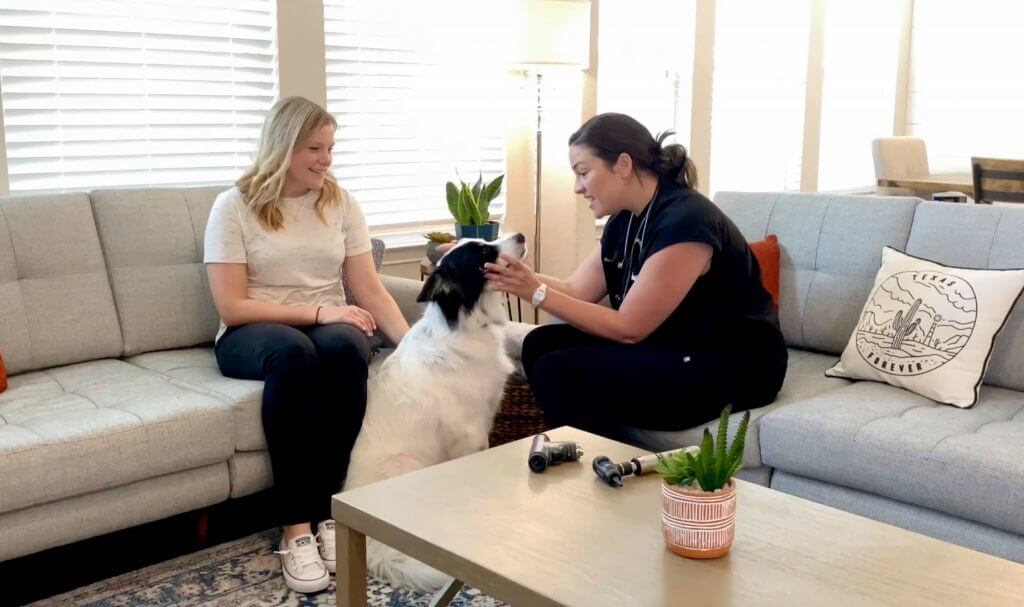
[446,173,504,240]
[423,231,456,265]
[655,405,749,559]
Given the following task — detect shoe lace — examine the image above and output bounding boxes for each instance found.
[275,542,321,570]
[319,528,335,556]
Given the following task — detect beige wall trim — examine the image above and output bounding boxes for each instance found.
[0,75,8,196]
[689,0,715,196]
[576,0,600,265]
[799,0,826,193]
[581,0,599,122]
[892,0,914,136]
[504,72,538,264]
[536,70,587,281]
[277,0,328,107]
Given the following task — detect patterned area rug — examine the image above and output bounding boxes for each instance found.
[28,529,505,607]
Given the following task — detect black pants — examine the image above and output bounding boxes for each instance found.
[215,322,372,526]
[521,324,786,437]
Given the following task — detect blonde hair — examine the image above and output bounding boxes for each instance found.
[237,96,342,230]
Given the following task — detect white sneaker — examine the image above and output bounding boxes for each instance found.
[317,520,337,574]
[276,533,330,593]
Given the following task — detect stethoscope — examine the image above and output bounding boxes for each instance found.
[612,187,660,302]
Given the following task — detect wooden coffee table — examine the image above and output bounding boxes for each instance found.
[332,427,1024,606]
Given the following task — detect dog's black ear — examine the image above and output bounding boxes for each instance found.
[416,272,439,303]
[417,270,465,327]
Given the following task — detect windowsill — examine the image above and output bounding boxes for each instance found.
[369,216,507,251]
[370,231,433,251]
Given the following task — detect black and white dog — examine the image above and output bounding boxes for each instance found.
[342,233,526,592]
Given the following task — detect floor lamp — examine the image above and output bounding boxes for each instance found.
[514,0,590,320]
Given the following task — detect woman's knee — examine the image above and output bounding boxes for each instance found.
[527,349,584,399]
[217,323,318,379]
[309,324,372,367]
[522,325,572,378]
[528,354,578,423]
[266,331,318,374]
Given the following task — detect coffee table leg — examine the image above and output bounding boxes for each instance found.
[336,522,367,607]
[429,578,465,607]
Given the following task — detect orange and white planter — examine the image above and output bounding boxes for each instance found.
[660,479,737,558]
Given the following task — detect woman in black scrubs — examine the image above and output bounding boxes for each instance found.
[485,113,786,436]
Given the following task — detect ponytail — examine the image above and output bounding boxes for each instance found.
[653,130,698,189]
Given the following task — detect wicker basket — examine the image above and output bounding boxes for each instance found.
[489,374,549,447]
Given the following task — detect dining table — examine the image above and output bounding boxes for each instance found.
[877,172,973,196]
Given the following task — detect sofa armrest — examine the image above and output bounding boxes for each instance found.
[381,274,426,325]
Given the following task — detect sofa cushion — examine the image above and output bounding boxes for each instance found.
[826,247,1024,407]
[90,187,224,356]
[770,471,1024,564]
[0,193,123,374]
[714,192,920,354]
[0,359,233,514]
[128,346,393,452]
[228,451,273,498]
[0,463,229,563]
[127,348,264,451]
[615,348,849,468]
[905,202,1024,392]
[759,380,1024,535]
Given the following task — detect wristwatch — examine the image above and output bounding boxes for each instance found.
[531,283,548,307]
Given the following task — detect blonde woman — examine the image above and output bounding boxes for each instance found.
[204,96,409,594]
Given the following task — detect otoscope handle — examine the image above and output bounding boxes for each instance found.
[592,446,699,487]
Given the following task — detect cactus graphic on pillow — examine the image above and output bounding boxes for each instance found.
[891,298,922,350]
[855,271,976,376]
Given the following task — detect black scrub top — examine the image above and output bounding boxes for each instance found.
[600,177,784,360]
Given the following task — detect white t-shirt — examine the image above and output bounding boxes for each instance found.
[204,185,372,341]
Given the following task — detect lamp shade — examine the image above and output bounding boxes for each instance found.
[514,0,591,69]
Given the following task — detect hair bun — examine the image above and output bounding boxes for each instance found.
[654,143,688,179]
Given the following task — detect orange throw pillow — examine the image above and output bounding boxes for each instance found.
[0,352,6,393]
[749,235,781,310]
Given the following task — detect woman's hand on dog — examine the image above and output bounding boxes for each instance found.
[318,305,377,336]
[484,253,541,301]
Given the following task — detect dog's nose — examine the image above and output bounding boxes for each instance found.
[511,233,526,244]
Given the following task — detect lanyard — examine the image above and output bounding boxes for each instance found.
[619,187,659,302]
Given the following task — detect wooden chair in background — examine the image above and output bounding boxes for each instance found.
[972,157,1024,204]
[872,137,930,195]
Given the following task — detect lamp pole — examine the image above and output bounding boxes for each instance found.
[533,70,543,277]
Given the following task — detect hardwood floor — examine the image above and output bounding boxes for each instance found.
[0,491,277,607]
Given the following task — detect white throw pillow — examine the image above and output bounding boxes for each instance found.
[826,247,1024,407]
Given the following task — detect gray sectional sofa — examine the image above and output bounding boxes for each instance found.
[618,192,1024,563]
[2,186,1021,567]
[0,187,424,561]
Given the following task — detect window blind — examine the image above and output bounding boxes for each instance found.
[0,0,277,192]
[323,0,509,234]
